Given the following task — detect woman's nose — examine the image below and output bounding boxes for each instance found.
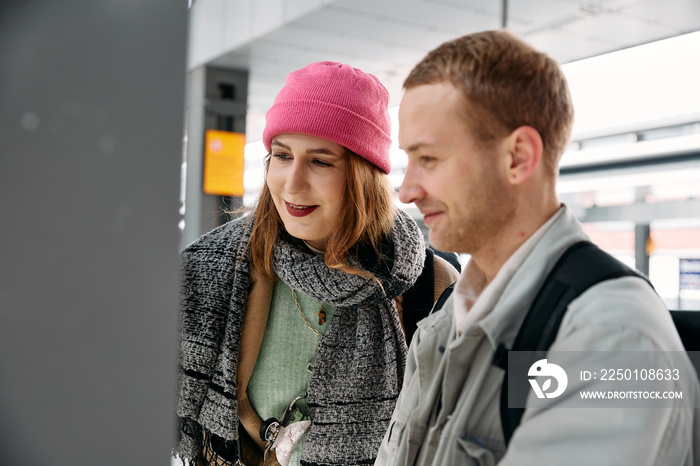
[285,160,309,193]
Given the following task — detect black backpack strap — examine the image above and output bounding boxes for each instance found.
[401,248,436,346]
[433,283,454,313]
[514,241,646,352]
[499,241,646,446]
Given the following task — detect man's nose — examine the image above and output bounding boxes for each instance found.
[398,163,425,205]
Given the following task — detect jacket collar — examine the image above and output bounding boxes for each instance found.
[477,205,589,350]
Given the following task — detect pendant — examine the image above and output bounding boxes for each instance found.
[261,396,308,466]
[317,306,326,326]
[272,421,312,466]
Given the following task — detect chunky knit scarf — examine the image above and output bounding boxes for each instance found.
[176,210,425,465]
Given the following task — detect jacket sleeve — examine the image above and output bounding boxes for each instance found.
[375,325,422,466]
[499,276,698,466]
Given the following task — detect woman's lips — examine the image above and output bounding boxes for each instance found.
[285,201,318,217]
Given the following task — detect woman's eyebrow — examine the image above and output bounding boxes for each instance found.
[270,140,291,150]
[306,148,341,157]
[271,140,341,157]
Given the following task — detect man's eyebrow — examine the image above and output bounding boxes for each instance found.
[401,142,431,153]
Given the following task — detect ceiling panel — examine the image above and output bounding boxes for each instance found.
[623,0,700,32]
[564,11,678,45]
[525,27,615,62]
[293,7,455,54]
[333,0,500,34]
[554,0,652,7]
[200,0,700,142]
[508,0,586,32]
[263,25,412,62]
[426,0,502,16]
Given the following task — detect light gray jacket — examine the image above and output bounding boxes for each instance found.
[376,206,699,466]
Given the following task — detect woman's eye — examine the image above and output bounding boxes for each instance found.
[314,159,333,167]
[272,153,291,160]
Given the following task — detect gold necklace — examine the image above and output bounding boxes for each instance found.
[290,289,326,337]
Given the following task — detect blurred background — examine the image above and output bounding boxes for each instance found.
[1,1,699,464]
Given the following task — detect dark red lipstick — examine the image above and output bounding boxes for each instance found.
[285,201,318,217]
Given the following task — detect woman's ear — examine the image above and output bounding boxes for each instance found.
[505,125,543,185]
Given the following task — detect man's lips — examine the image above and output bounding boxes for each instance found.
[285,201,318,217]
[421,210,443,226]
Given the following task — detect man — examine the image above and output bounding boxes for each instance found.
[376,30,699,465]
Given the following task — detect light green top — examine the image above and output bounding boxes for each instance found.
[247,281,335,465]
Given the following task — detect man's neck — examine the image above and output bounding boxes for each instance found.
[471,200,561,284]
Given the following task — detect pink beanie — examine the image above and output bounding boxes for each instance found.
[263,61,392,174]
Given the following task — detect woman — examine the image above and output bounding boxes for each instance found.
[175,62,458,466]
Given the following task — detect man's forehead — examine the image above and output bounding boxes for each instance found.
[400,83,464,127]
[398,83,463,150]
[402,82,461,106]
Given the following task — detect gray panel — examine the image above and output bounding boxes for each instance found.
[0,1,187,464]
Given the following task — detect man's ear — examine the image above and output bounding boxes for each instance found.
[505,125,543,185]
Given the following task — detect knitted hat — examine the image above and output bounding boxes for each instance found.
[263,61,392,174]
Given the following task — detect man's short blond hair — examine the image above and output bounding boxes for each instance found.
[404,30,574,176]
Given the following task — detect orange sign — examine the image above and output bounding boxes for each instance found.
[203,130,245,196]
